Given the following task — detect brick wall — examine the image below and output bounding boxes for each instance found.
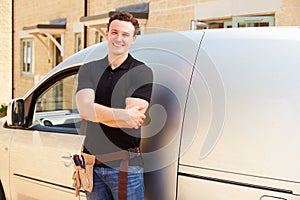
[147,0,196,31]
[12,0,300,98]
[83,0,198,47]
[276,0,300,25]
[0,0,12,105]
[13,0,83,98]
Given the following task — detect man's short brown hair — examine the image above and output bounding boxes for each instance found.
[108,11,140,35]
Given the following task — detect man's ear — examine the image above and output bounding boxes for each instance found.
[105,29,109,40]
[133,35,137,41]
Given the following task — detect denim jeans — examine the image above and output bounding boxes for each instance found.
[86,166,144,200]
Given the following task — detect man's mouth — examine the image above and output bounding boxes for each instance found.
[113,43,124,47]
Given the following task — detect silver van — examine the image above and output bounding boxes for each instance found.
[1,27,300,200]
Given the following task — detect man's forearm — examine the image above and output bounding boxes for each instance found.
[76,90,146,128]
[79,103,144,128]
[93,103,133,128]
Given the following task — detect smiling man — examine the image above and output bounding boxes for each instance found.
[76,12,153,200]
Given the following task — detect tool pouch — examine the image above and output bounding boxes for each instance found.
[72,153,95,196]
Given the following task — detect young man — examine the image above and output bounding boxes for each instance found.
[76,12,153,200]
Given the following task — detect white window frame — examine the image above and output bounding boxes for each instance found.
[199,15,274,29]
[232,16,275,28]
[224,21,233,28]
[75,33,82,52]
[21,39,34,75]
[95,31,103,44]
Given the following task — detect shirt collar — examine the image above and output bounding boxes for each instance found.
[105,54,132,70]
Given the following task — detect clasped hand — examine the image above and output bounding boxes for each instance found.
[126,105,146,129]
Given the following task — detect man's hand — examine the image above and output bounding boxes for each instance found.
[124,105,147,129]
[76,89,150,128]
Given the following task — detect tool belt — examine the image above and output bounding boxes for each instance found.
[72,153,95,197]
[72,147,141,199]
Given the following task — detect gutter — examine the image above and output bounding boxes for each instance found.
[84,0,88,48]
[11,0,14,98]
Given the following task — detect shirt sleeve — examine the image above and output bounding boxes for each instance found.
[76,64,95,93]
[128,64,153,103]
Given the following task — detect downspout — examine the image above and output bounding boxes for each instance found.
[83,0,88,48]
[11,0,14,98]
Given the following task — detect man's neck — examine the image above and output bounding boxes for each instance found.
[108,53,128,70]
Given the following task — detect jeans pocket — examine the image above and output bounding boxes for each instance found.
[128,166,143,173]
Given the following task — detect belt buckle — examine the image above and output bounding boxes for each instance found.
[128,147,141,159]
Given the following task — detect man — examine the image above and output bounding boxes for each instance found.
[76,12,153,200]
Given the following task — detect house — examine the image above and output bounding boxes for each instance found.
[0,0,12,105]
[10,0,300,98]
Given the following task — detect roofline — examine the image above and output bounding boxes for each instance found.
[80,11,148,23]
[23,24,66,31]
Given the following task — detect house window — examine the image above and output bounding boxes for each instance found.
[95,31,103,44]
[201,15,274,29]
[232,16,275,28]
[75,33,82,52]
[21,39,33,75]
[207,20,232,29]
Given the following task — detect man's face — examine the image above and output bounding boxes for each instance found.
[106,19,136,57]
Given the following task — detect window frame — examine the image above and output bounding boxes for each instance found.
[21,38,34,76]
[232,16,275,28]
[95,31,103,44]
[75,33,82,52]
[26,66,81,134]
[201,15,274,29]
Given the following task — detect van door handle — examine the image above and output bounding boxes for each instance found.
[61,154,73,167]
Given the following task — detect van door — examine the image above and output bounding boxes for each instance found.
[131,30,204,200]
[9,70,85,199]
[178,28,300,199]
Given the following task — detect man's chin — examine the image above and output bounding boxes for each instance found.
[111,50,128,56]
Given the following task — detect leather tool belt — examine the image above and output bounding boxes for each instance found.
[72,147,141,200]
[95,147,141,200]
[72,153,95,197]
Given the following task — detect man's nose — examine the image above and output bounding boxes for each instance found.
[116,34,123,40]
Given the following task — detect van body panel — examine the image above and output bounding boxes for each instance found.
[9,129,84,199]
[178,165,297,198]
[179,27,300,196]
[1,27,300,199]
[0,118,13,200]
[178,175,296,200]
[131,31,204,200]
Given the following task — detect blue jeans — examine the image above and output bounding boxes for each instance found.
[86,166,144,200]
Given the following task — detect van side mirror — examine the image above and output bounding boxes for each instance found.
[7,98,25,127]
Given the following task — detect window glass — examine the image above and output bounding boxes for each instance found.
[33,73,81,129]
[95,31,103,44]
[53,37,63,67]
[75,33,82,52]
[22,39,33,75]
[232,16,275,28]
[201,15,274,29]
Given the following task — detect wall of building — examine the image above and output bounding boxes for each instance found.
[0,0,12,105]
[276,0,300,25]
[194,0,281,20]
[13,0,83,98]
[194,0,300,26]
[12,0,300,98]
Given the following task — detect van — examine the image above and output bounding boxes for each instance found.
[0,27,300,200]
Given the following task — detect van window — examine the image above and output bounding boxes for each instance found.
[32,73,81,131]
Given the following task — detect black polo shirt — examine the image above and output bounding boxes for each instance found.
[76,54,153,159]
